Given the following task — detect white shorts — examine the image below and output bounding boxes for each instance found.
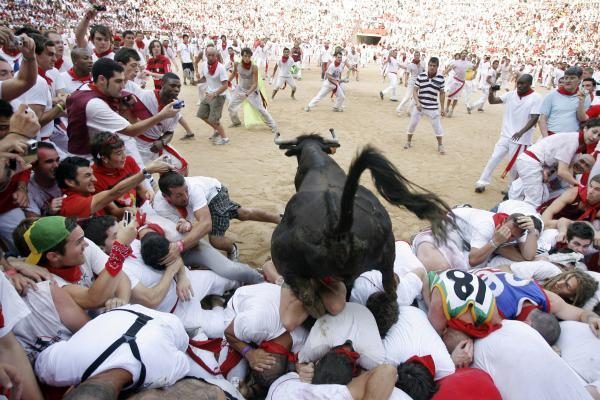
[446,77,466,100]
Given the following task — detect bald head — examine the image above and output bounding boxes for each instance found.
[516,74,533,95]
[71,47,92,63]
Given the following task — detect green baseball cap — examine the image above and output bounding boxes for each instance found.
[24,216,72,265]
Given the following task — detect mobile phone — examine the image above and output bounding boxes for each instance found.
[92,4,107,11]
[22,139,38,164]
[124,210,132,224]
[12,36,23,48]
[173,100,185,109]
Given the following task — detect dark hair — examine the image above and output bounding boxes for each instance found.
[241,47,252,56]
[148,40,164,56]
[28,33,54,55]
[396,361,438,400]
[122,30,134,38]
[140,232,170,271]
[0,100,13,119]
[428,57,439,66]
[161,72,180,84]
[530,216,543,233]
[158,171,186,196]
[55,157,91,189]
[80,216,117,249]
[518,74,534,84]
[114,47,141,65]
[593,302,600,316]
[12,218,38,257]
[567,221,595,242]
[251,353,288,388]
[90,25,112,42]
[63,380,117,400]
[182,34,189,39]
[366,291,399,338]
[90,132,125,163]
[313,351,353,385]
[37,141,57,151]
[527,309,561,345]
[283,47,290,52]
[583,118,600,129]
[564,66,583,78]
[92,58,124,83]
[583,77,597,87]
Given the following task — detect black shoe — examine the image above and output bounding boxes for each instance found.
[475,186,485,193]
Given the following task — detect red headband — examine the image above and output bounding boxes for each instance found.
[333,346,361,376]
[259,341,297,362]
[407,354,436,377]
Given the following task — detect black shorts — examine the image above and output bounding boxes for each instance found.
[208,186,240,236]
[182,62,194,72]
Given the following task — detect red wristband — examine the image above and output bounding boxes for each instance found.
[105,241,132,277]
[4,269,17,277]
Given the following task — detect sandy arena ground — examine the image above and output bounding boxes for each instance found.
[168,64,543,267]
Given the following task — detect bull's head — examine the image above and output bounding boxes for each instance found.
[274,129,340,156]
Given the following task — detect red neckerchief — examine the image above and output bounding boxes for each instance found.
[221,42,227,50]
[324,45,329,50]
[2,47,20,57]
[259,341,297,362]
[518,88,534,99]
[282,55,289,63]
[333,347,360,377]
[557,86,577,96]
[135,40,145,49]
[153,89,168,112]
[578,129,587,153]
[67,68,91,83]
[207,61,218,76]
[45,265,82,283]
[229,53,235,62]
[38,67,53,86]
[241,61,252,70]
[447,318,502,339]
[94,48,113,59]
[492,212,509,227]
[55,57,64,70]
[577,186,600,221]
[407,355,436,377]
[334,61,341,67]
[412,59,420,65]
[89,83,120,112]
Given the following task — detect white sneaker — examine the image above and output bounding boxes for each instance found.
[304,106,311,112]
[213,137,230,145]
[438,144,446,155]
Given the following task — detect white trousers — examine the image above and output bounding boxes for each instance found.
[396,77,416,112]
[275,75,296,90]
[382,72,398,100]
[407,107,444,136]
[513,157,544,207]
[308,83,344,109]
[228,89,277,131]
[469,88,489,110]
[476,136,525,186]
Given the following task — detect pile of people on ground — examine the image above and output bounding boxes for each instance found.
[0,4,600,400]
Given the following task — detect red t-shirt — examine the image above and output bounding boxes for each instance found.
[0,169,31,214]
[146,55,171,89]
[92,156,140,208]
[60,189,104,219]
[433,368,502,400]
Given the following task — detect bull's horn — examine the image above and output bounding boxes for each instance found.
[274,132,298,145]
[324,128,339,143]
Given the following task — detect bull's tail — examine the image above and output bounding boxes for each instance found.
[335,146,455,243]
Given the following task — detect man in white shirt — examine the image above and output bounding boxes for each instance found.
[197,47,230,145]
[474,74,542,193]
[271,47,297,100]
[467,59,498,113]
[178,34,195,85]
[0,31,38,102]
[74,8,114,62]
[379,49,401,102]
[59,47,92,94]
[396,51,425,114]
[443,50,479,117]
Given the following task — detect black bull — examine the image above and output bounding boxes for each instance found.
[271,133,454,318]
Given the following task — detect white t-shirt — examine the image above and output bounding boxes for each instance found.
[80,86,130,136]
[179,43,194,63]
[452,207,496,249]
[0,272,30,338]
[46,68,66,96]
[52,238,117,288]
[498,91,543,145]
[18,75,53,139]
[276,58,295,78]
[394,241,426,276]
[266,372,353,400]
[298,302,385,370]
[384,306,455,380]
[35,304,190,389]
[26,177,61,216]
[473,320,592,400]
[153,176,222,224]
[556,321,600,388]
[349,270,422,308]
[229,283,307,353]
[59,70,90,94]
[528,131,581,168]
[508,260,562,281]
[387,57,400,74]
[202,63,228,95]
[583,271,600,312]
[450,59,474,81]
[136,89,182,140]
